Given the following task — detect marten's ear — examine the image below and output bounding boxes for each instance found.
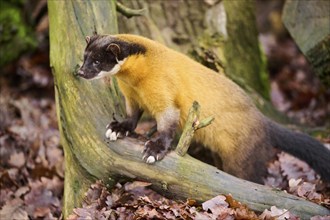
[85,36,91,44]
[107,43,121,58]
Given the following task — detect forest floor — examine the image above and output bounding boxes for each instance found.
[1,3,330,219]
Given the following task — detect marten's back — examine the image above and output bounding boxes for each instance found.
[154,47,267,152]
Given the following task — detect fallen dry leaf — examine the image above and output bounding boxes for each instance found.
[311,216,330,220]
[225,195,259,220]
[202,195,228,211]
[288,179,322,202]
[0,198,29,220]
[14,186,30,198]
[24,177,62,218]
[259,206,298,220]
[124,180,152,191]
[8,151,26,168]
[279,152,317,181]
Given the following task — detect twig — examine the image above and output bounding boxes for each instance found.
[116,2,145,18]
[197,116,214,129]
[175,101,214,156]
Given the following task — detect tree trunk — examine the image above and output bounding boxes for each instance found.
[48,0,121,217]
[223,0,269,98]
[48,1,330,218]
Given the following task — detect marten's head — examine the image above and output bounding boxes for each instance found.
[77,35,146,80]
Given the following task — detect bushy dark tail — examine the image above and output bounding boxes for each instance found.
[268,121,330,182]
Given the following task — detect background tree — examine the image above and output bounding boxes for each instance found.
[282,0,330,86]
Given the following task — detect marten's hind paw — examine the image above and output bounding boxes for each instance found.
[142,139,170,164]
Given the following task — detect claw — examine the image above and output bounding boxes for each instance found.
[144,140,151,147]
[146,156,156,164]
[105,129,112,139]
[110,132,117,141]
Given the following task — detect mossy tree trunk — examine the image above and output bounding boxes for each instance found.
[48,0,121,217]
[222,0,269,98]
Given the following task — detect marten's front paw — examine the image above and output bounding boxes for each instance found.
[105,120,132,141]
[142,138,170,164]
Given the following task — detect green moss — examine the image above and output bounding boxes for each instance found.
[0,2,37,67]
[223,0,269,99]
[306,36,330,86]
[6,0,25,6]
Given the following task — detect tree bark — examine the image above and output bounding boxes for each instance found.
[222,0,269,98]
[282,0,330,86]
[48,0,121,217]
[48,0,329,218]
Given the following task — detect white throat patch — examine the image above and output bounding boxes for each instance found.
[93,58,126,80]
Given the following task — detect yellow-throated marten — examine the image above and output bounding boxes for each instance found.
[78,34,330,183]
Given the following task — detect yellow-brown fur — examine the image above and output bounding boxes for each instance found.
[114,35,273,182]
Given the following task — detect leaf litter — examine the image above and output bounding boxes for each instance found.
[0,29,64,218]
[68,178,330,220]
[0,92,64,219]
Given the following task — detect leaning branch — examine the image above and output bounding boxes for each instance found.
[108,138,329,219]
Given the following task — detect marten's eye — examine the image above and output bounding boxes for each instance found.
[93,60,100,65]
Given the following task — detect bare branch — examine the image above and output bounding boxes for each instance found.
[116,2,145,18]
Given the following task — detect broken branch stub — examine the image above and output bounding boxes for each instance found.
[175,101,214,156]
